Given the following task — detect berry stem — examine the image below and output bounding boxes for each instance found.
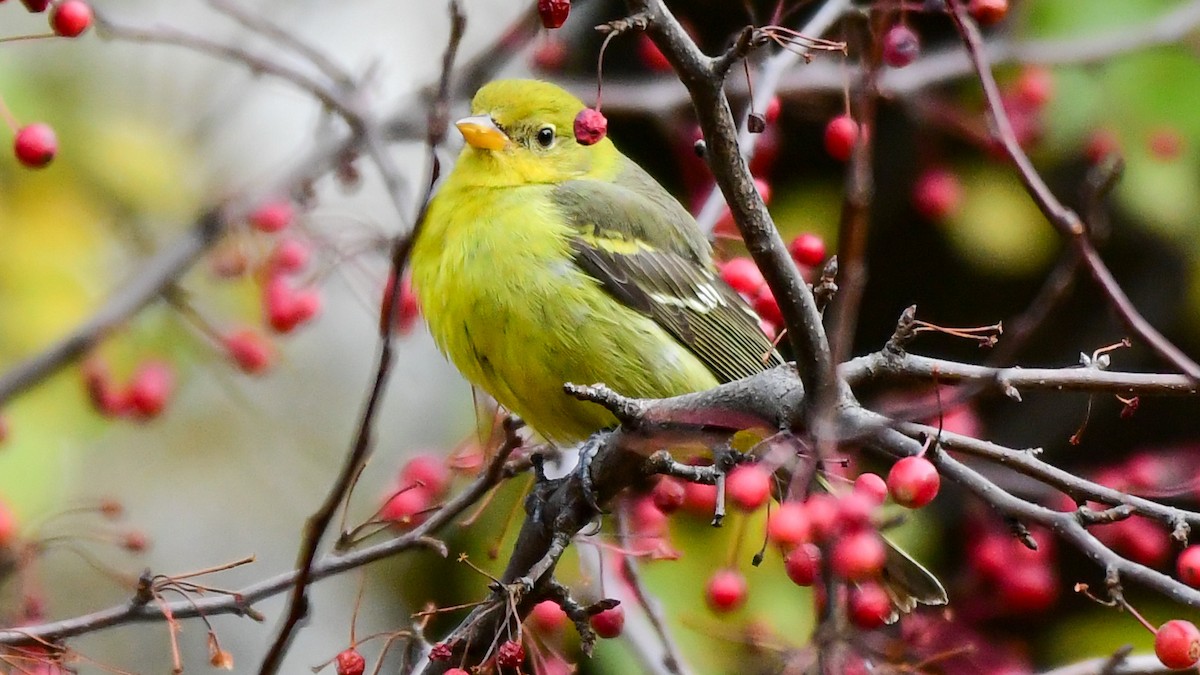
[0,95,20,135]
[0,33,58,44]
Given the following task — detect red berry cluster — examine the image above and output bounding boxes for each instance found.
[718,232,827,337]
[380,453,453,528]
[83,358,175,421]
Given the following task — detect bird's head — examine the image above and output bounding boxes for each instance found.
[452,79,615,187]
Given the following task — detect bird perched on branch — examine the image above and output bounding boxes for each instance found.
[412,78,781,445]
[410,79,944,611]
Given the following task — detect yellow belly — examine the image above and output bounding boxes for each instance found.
[411,184,718,444]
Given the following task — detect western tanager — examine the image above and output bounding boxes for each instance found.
[412,79,781,444]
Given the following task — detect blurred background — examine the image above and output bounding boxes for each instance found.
[1,0,1199,672]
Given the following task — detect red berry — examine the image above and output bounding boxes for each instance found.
[128,361,174,419]
[1085,128,1120,164]
[269,238,310,274]
[529,600,567,634]
[334,649,365,675]
[996,562,1057,613]
[83,360,132,418]
[784,543,821,586]
[652,476,686,513]
[887,456,940,509]
[823,115,859,162]
[50,0,92,37]
[853,473,888,505]
[265,276,322,333]
[496,640,525,668]
[1156,620,1200,670]
[767,501,811,548]
[13,124,57,169]
[969,0,1009,25]
[882,24,920,68]
[531,37,568,72]
[1148,127,1185,162]
[590,605,624,638]
[0,499,16,548]
[573,108,607,146]
[831,530,886,580]
[429,643,453,661]
[380,487,431,528]
[1178,546,1200,587]
[764,97,782,124]
[445,670,469,675]
[249,200,294,233]
[788,233,826,268]
[681,479,718,516]
[382,274,421,334]
[628,495,669,538]
[224,329,273,374]
[835,492,877,532]
[804,493,839,541]
[912,169,963,221]
[727,465,770,511]
[848,582,893,629]
[719,257,765,296]
[1014,67,1054,108]
[21,0,51,12]
[752,286,783,329]
[400,454,450,496]
[638,35,672,72]
[537,0,570,29]
[705,569,747,612]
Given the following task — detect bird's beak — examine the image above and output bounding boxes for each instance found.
[456,115,509,151]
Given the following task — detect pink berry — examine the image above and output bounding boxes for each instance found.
[996,562,1058,613]
[128,361,174,419]
[835,492,877,532]
[784,543,821,586]
[764,97,782,125]
[886,456,940,509]
[752,286,783,329]
[726,464,771,511]
[1178,546,1200,587]
[1148,127,1185,161]
[445,670,469,675]
[249,200,294,233]
[531,37,568,72]
[969,0,1008,25]
[590,605,624,638]
[334,649,365,675]
[652,476,686,513]
[882,24,920,68]
[638,35,672,72]
[767,501,811,548]
[719,257,765,296]
[537,0,570,29]
[573,108,607,146]
[382,274,421,334]
[705,569,747,612]
[529,600,567,634]
[224,329,273,374]
[496,640,525,668]
[831,530,886,581]
[804,493,839,541]
[628,495,669,538]
[1014,67,1054,108]
[913,169,963,221]
[269,238,310,274]
[1156,620,1200,670]
[853,473,888,505]
[824,115,858,162]
[848,582,892,629]
[400,454,451,496]
[681,479,718,516]
[788,233,826,268]
[13,124,57,169]
[0,499,16,548]
[50,0,92,37]
[381,487,431,528]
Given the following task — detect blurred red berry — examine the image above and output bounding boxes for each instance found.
[50,0,91,37]
[1148,127,1185,161]
[1156,620,1200,670]
[849,582,893,629]
[913,169,962,221]
[727,465,771,511]
[719,257,765,296]
[574,108,607,146]
[1178,546,1200,587]
[887,456,940,509]
[652,476,686,513]
[21,0,51,12]
[249,200,294,233]
[590,605,624,638]
[334,649,365,675]
[853,473,888,505]
[531,37,568,72]
[13,123,57,169]
[788,233,826,268]
[705,569,748,612]
[537,0,570,29]
[1085,128,1120,164]
[529,600,568,634]
[804,493,839,541]
[681,479,718,516]
[784,543,821,586]
[129,361,174,419]
[269,238,310,274]
[628,495,669,539]
[882,24,920,68]
[767,501,811,548]
[401,454,451,496]
[823,115,858,162]
[969,0,1008,24]
[638,34,672,72]
[753,286,783,327]
[382,274,421,334]
[0,499,16,548]
[381,487,431,528]
[996,562,1058,613]
[224,330,273,374]
[835,492,877,531]
[764,96,782,124]
[265,276,322,333]
[445,670,469,675]
[1014,67,1054,108]
[831,531,886,581]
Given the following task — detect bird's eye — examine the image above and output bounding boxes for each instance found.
[536,126,555,148]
